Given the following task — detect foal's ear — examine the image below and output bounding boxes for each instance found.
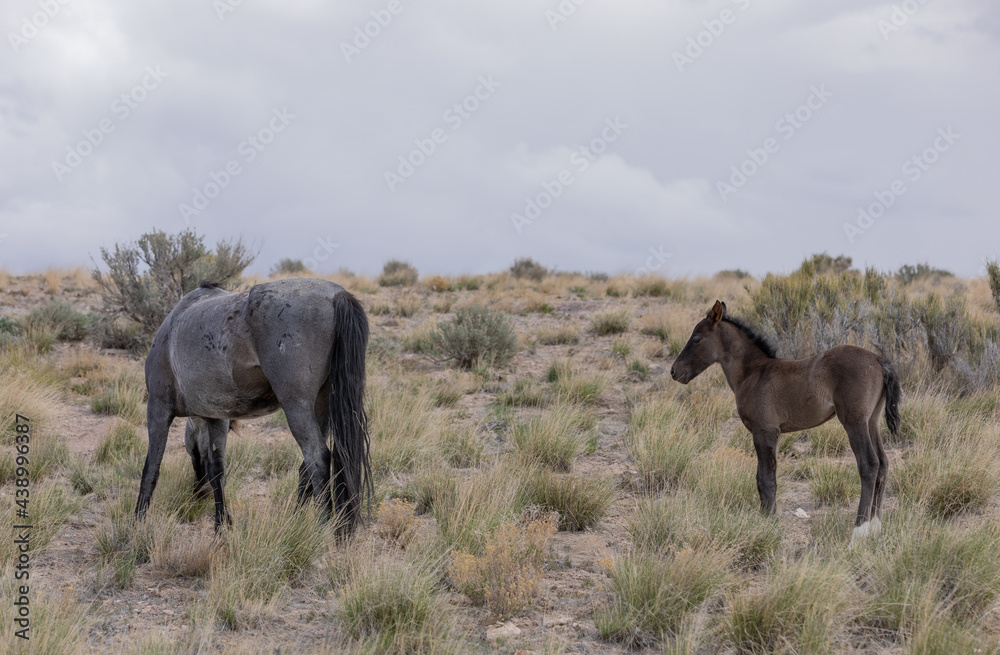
[708,300,726,323]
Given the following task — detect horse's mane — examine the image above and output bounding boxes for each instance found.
[198,280,222,289]
[722,315,778,359]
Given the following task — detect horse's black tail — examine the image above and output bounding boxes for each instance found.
[879,356,902,437]
[329,291,371,535]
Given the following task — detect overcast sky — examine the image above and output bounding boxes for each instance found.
[1,0,997,278]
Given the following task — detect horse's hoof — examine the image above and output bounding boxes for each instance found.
[848,519,881,548]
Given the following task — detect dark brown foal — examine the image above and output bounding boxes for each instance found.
[670,301,901,543]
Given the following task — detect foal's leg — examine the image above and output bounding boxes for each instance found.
[868,401,889,526]
[136,402,174,519]
[841,415,880,543]
[283,401,333,520]
[751,427,780,514]
[203,419,231,529]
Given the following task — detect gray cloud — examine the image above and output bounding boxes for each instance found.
[1,0,997,277]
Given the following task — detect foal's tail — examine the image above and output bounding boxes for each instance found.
[329,291,372,535]
[879,356,902,437]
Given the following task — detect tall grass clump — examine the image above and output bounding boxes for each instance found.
[855,515,1000,633]
[366,381,439,474]
[723,557,857,654]
[628,493,781,570]
[526,468,615,531]
[0,587,89,655]
[95,495,171,588]
[337,558,458,654]
[429,305,518,369]
[89,364,147,424]
[892,436,999,518]
[626,397,717,491]
[590,309,631,336]
[208,494,329,628]
[596,549,732,648]
[94,419,144,467]
[432,463,527,554]
[0,483,84,567]
[378,259,419,287]
[511,404,588,470]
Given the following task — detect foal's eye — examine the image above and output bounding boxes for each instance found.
[692,335,702,344]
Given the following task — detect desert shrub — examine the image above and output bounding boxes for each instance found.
[429,305,518,369]
[424,275,452,292]
[800,252,853,275]
[378,259,419,287]
[627,358,650,379]
[367,383,439,474]
[509,257,548,282]
[716,269,752,280]
[395,291,421,318]
[590,309,631,335]
[400,465,456,515]
[896,262,953,285]
[269,258,307,276]
[893,440,999,518]
[552,368,611,404]
[402,322,436,355]
[525,468,614,531]
[375,498,418,547]
[596,549,732,648]
[91,228,255,351]
[23,301,90,341]
[988,259,1000,316]
[453,275,482,291]
[626,398,717,491]
[632,277,670,297]
[449,515,556,619]
[723,557,856,654]
[0,316,20,336]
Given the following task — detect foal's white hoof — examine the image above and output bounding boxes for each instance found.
[848,518,882,548]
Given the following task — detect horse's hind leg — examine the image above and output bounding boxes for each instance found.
[296,461,313,507]
[841,414,880,544]
[136,401,174,519]
[869,398,889,525]
[283,401,333,520]
[203,419,231,529]
[185,418,211,500]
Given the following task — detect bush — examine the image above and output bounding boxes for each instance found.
[800,253,853,275]
[449,515,556,619]
[509,257,548,282]
[525,468,614,531]
[379,259,419,287]
[269,258,307,276]
[429,305,518,369]
[590,310,631,335]
[896,262,953,285]
[596,550,732,648]
[91,228,255,351]
[987,259,1000,316]
[23,301,90,342]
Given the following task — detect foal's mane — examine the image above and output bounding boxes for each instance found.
[722,315,778,359]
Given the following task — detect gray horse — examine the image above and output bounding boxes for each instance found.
[135,277,371,534]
